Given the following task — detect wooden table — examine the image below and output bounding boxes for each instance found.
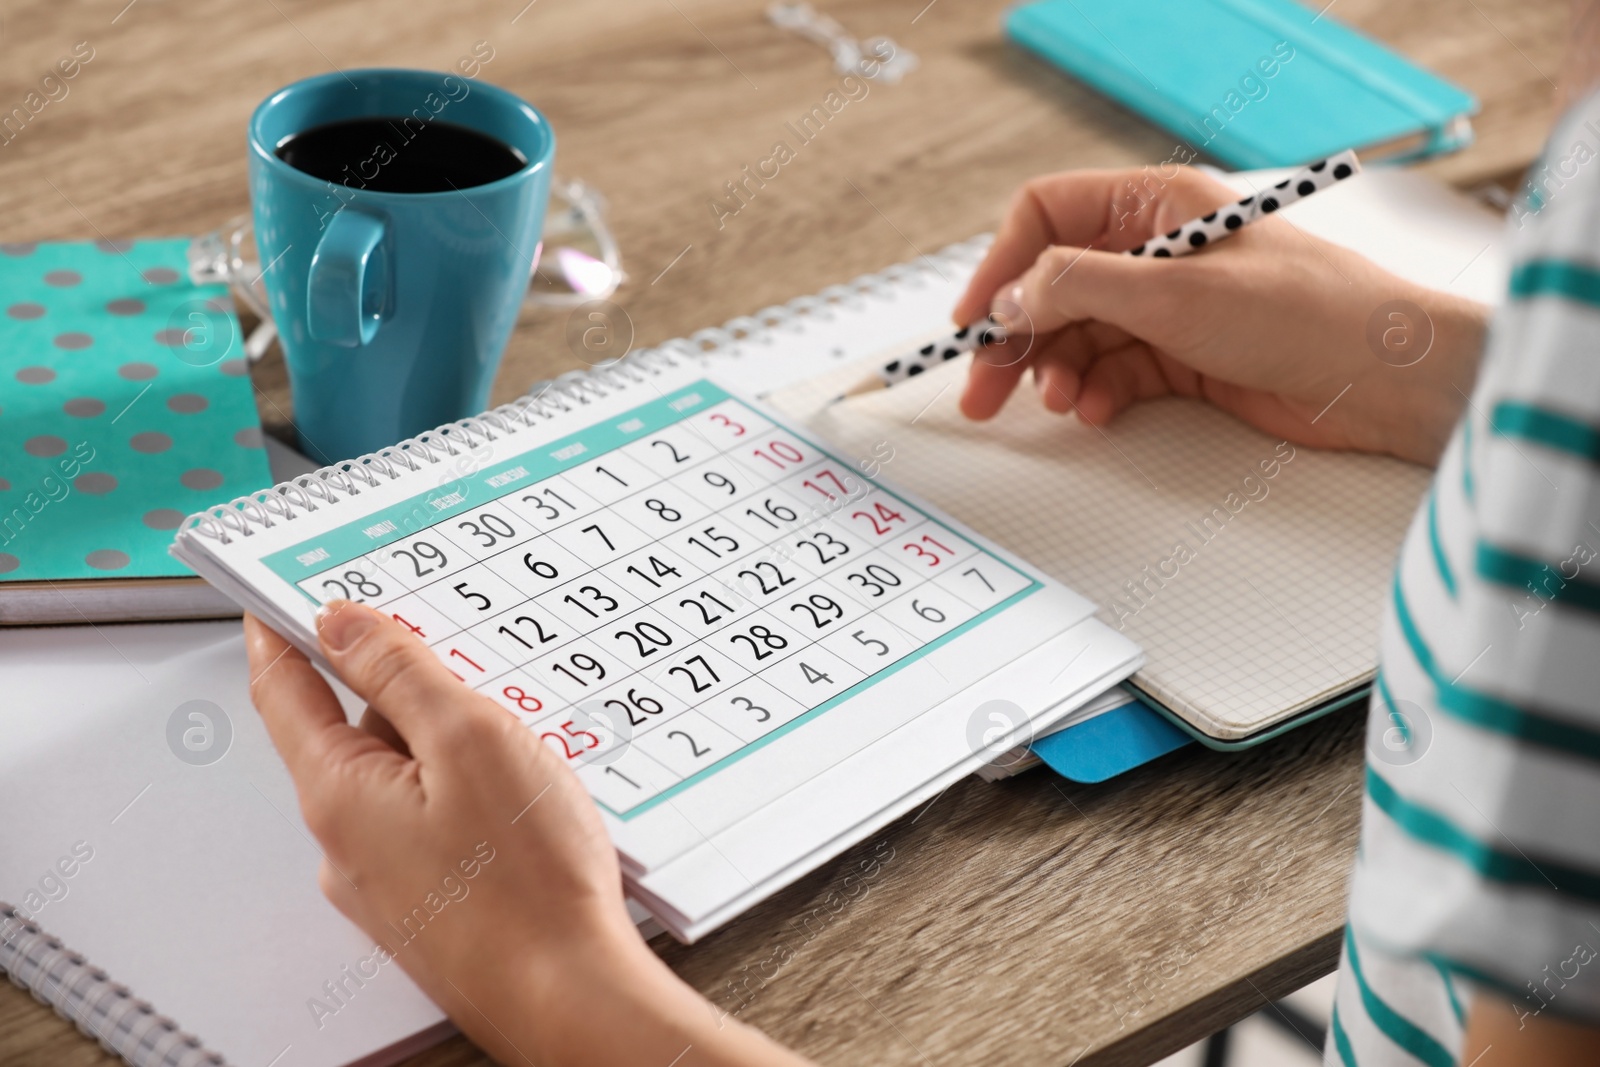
[0,0,1563,1063]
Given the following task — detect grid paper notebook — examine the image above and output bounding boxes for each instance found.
[769,357,1432,742]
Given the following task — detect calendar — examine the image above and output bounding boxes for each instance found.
[171,254,1143,940]
[254,382,1039,819]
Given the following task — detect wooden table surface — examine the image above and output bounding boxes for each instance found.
[0,0,1564,1064]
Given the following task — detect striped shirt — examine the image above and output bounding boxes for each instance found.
[1327,92,1600,1064]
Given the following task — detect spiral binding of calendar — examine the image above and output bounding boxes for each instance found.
[0,905,228,1067]
[180,235,993,547]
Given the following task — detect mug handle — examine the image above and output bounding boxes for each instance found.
[307,209,388,347]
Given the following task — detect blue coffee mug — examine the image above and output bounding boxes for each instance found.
[248,68,554,462]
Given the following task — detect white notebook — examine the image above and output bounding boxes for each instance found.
[0,624,454,1067]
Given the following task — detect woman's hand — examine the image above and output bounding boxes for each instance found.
[953,166,1490,466]
[244,601,813,1067]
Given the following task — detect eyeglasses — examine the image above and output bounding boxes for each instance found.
[187,174,624,363]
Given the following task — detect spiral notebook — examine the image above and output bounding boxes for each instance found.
[0,623,454,1067]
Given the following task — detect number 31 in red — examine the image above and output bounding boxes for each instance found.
[902,533,953,566]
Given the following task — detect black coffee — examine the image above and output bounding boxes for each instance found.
[275,116,527,193]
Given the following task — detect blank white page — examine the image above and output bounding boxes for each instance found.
[0,623,450,1067]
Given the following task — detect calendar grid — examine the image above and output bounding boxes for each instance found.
[265,383,1041,818]
[602,580,1039,819]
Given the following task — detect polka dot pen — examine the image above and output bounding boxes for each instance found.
[835,149,1361,402]
[832,316,1010,400]
[1132,149,1360,258]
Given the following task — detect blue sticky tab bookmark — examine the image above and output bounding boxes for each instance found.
[1031,698,1192,784]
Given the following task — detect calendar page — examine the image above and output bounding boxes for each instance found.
[178,369,1117,871]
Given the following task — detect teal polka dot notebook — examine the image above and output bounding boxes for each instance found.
[0,239,270,610]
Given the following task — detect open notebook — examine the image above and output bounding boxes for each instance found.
[772,371,1425,741]
[757,165,1507,743]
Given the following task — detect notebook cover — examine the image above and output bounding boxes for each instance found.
[1004,0,1478,169]
[0,239,270,582]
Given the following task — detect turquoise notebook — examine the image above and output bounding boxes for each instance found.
[0,239,269,617]
[1005,0,1477,169]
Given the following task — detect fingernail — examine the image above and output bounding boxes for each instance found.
[993,283,1024,314]
[318,600,378,652]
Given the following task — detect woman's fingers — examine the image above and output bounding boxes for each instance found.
[962,323,1107,419]
[955,169,1255,424]
[1030,324,1099,414]
[1076,344,1181,425]
[1033,356,1083,414]
[955,171,1126,326]
[316,600,500,755]
[244,613,392,799]
[953,167,1243,327]
[959,333,1036,419]
[1020,246,1193,338]
[960,246,1196,419]
[954,183,1063,326]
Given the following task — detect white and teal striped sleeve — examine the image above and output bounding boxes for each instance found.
[1329,91,1600,1066]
